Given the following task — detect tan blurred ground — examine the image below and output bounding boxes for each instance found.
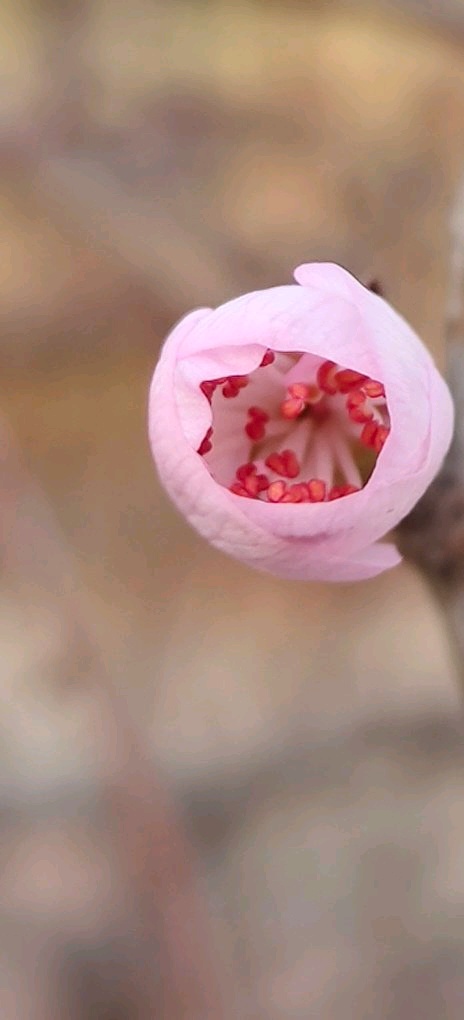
[3,1,464,1017]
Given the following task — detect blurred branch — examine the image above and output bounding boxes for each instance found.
[1,417,232,1019]
[398,174,464,669]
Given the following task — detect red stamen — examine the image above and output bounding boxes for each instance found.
[335,369,367,393]
[267,480,286,502]
[204,351,389,505]
[248,406,269,422]
[265,449,300,479]
[307,479,326,502]
[317,360,338,395]
[222,381,238,398]
[244,473,260,497]
[347,390,373,424]
[288,383,321,408]
[281,396,306,419]
[197,427,213,455]
[222,375,249,398]
[281,449,300,478]
[363,379,385,398]
[348,408,373,424]
[328,484,360,500]
[245,406,269,441]
[306,384,321,404]
[245,419,266,441]
[265,452,285,475]
[282,482,310,503]
[360,420,380,448]
[373,425,390,453]
[200,380,217,402]
[288,382,310,400]
[229,482,248,496]
[256,473,270,492]
[236,462,256,482]
[347,391,364,406]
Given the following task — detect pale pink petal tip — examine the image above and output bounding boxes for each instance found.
[148,264,454,582]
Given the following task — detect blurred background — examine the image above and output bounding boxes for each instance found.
[3,0,464,1016]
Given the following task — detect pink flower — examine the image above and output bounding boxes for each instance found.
[148,263,453,581]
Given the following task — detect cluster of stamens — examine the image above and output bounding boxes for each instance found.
[196,348,390,503]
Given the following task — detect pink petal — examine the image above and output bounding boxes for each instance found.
[270,540,402,583]
[148,264,453,582]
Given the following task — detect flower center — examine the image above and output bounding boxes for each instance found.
[196,349,390,503]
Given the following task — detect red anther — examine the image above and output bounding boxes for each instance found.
[265,452,285,475]
[245,419,266,441]
[328,484,360,500]
[347,391,364,406]
[197,427,213,455]
[347,390,373,424]
[260,349,275,367]
[256,473,270,492]
[373,425,390,453]
[248,406,269,422]
[265,450,300,479]
[364,420,390,451]
[282,482,310,503]
[349,407,373,424]
[317,360,338,395]
[335,369,367,393]
[360,420,380,448]
[267,480,286,502]
[245,406,269,440]
[281,449,300,478]
[288,382,321,403]
[307,479,327,502]
[236,462,256,482]
[230,481,248,496]
[363,379,385,398]
[244,473,260,497]
[288,382,310,400]
[306,384,321,403]
[200,380,217,402]
[222,375,249,398]
[281,396,306,419]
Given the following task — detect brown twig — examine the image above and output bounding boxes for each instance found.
[398,174,464,667]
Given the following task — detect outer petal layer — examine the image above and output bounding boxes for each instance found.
[148,265,454,582]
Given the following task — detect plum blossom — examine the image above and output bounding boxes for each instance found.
[148,263,454,581]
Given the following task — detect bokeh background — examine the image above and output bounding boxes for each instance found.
[3,1,464,1016]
